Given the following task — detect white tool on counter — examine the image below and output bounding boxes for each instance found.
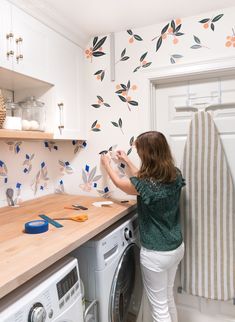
[92,201,114,208]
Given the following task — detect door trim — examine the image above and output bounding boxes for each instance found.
[141,55,235,130]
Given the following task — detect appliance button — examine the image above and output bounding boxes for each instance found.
[48,309,53,319]
[65,293,70,302]
[59,300,64,309]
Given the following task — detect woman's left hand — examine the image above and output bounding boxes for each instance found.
[100,153,111,168]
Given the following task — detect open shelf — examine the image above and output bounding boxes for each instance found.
[0,129,54,140]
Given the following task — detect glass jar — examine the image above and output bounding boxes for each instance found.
[19,96,45,131]
[3,99,22,130]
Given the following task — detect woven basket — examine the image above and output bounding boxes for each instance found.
[0,94,6,129]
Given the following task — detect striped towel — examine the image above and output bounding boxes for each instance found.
[181,111,235,300]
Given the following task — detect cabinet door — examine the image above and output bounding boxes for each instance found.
[11,4,50,82]
[46,30,84,139]
[0,0,13,70]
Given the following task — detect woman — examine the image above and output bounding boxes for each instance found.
[100,131,185,322]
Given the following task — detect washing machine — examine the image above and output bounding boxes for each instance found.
[0,256,84,322]
[73,211,143,322]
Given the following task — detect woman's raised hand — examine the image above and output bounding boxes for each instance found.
[116,150,129,163]
[100,152,111,168]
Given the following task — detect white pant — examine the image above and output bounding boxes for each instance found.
[140,243,184,322]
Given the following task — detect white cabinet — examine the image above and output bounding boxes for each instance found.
[0,1,50,83]
[0,0,85,140]
[46,30,84,139]
[0,0,13,70]
[11,5,50,82]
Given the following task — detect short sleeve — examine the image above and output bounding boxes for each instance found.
[130,175,186,205]
[130,176,153,204]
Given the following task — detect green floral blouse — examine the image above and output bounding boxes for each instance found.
[130,170,185,251]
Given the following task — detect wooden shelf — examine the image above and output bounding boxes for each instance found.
[0,129,53,140]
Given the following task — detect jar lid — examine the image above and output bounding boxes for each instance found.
[19,96,44,108]
[5,99,20,109]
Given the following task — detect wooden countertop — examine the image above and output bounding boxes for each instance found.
[0,194,136,299]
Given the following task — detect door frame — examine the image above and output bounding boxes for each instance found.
[141,55,235,130]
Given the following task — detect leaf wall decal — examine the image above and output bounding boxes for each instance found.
[156,37,162,52]
[121,48,126,57]
[129,101,138,106]
[140,52,148,62]
[88,166,97,181]
[121,56,129,61]
[142,62,152,68]
[161,23,169,34]
[82,169,87,183]
[91,120,98,128]
[191,44,202,49]
[97,95,103,102]
[212,14,223,22]
[199,18,210,23]
[94,70,102,75]
[134,34,143,41]
[194,35,201,44]
[93,36,107,51]
[93,52,105,57]
[101,71,105,81]
[118,95,127,102]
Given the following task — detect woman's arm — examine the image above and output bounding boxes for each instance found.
[116,150,139,176]
[101,154,138,195]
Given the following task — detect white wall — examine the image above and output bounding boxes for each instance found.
[1,7,235,319]
[82,6,235,321]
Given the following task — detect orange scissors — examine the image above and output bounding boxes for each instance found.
[53,214,88,222]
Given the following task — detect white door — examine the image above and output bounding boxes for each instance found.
[153,76,235,322]
[11,4,49,82]
[0,0,13,70]
[46,29,83,139]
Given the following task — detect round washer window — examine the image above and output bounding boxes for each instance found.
[109,243,143,322]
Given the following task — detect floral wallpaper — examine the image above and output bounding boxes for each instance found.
[0,140,87,207]
[1,6,235,208]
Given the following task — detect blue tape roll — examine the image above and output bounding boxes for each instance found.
[25,220,49,234]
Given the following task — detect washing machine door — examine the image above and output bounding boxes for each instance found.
[109,243,143,322]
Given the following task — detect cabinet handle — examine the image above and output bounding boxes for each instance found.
[6,33,14,39]
[16,54,24,63]
[15,37,23,44]
[16,37,23,64]
[6,50,14,58]
[58,103,64,134]
[6,33,14,60]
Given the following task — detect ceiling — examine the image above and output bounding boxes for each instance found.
[10,0,235,48]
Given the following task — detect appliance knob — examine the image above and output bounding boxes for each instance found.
[124,228,133,240]
[28,302,46,322]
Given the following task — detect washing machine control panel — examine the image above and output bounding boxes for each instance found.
[124,227,133,241]
[0,258,83,322]
[56,266,78,300]
[28,302,46,322]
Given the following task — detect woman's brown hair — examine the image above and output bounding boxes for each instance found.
[135,131,177,183]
